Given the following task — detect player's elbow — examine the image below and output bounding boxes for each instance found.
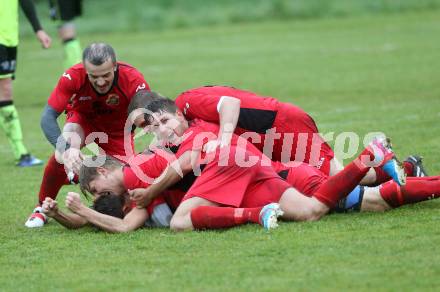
[113,223,138,233]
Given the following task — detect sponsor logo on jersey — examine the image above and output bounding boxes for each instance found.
[106,94,120,106]
[79,96,92,101]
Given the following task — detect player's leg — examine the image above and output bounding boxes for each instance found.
[279,137,405,221]
[170,197,219,231]
[279,158,370,222]
[56,0,82,68]
[0,45,42,166]
[329,156,378,182]
[26,116,87,228]
[363,176,440,211]
[191,203,284,231]
[38,121,86,202]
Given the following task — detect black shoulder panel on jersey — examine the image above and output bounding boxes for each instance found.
[277,169,289,180]
[238,108,277,134]
[171,164,206,192]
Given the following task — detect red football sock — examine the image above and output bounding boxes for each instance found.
[379,176,440,208]
[403,161,414,177]
[38,154,69,204]
[371,166,392,185]
[190,206,262,230]
[313,148,373,208]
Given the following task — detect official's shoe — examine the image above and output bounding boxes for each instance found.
[259,203,284,230]
[24,206,47,228]
[16,154,43,167]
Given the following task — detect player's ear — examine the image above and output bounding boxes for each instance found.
[96,167,108,176]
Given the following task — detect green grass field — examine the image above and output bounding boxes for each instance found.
[1,10,440,291]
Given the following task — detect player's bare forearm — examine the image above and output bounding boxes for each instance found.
[147,151,193,199]
[76,205,146,233]
[218,96,240,145]
[51,210,88,229]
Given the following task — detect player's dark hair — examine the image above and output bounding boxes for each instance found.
[143,97,178,126]
[92,192,125,219]
[127,90,166,117]
[82,42,116,65]
[79,155,122,199]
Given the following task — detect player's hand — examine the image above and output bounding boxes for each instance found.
[203,136,230,153]
[65,192,83,213]
[62,148,84,174]
[203,139,221,153]
[41,198,58,217]
[128,188,152,209]
[35,30,52,49]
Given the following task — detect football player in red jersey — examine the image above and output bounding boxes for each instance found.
[25,42,150,228]
[171,85,427,184]
[41,153,186,232]
[125,94,439,231]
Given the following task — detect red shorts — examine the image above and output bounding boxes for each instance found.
[66,111,134,157]
[271,103,334,175]
[283,162,327,196]
[183,151,291,208]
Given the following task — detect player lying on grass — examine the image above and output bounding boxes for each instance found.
[128,86,428,186]
[26,42,151,228]
[45,143,439,233]
[123,96,439,231]
[69,107,426,232]
[41,191,173,231]
[128,92,405,207]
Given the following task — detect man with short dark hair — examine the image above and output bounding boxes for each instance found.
[25,42,150,228]
[41,191,173,232]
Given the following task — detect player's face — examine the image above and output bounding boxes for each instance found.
[149,111,187,144]
[84,59,116,95]
[88,168,125,196]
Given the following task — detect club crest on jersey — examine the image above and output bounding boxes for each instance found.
[106,94,120,106]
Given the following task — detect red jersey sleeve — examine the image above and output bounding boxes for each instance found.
[123,153,169,190]
[122,65,150,103]
[175,91,221,122]
[47,67,82,113]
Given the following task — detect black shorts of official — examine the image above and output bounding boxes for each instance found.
[57,0,82,21]
[0,45,17,79]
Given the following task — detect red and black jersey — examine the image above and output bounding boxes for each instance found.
[175,85,279,134]
[122,153,185,212]
[48,62,149,134]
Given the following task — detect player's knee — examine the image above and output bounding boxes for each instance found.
[0,79,13,101]
[360,188,391,212]
[301,202,327,222]
[170,216,189,232]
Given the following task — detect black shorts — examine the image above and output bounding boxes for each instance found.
[0,45,17,78]
[57,0,82,21]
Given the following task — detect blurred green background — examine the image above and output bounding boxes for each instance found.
[23,0,440,35]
